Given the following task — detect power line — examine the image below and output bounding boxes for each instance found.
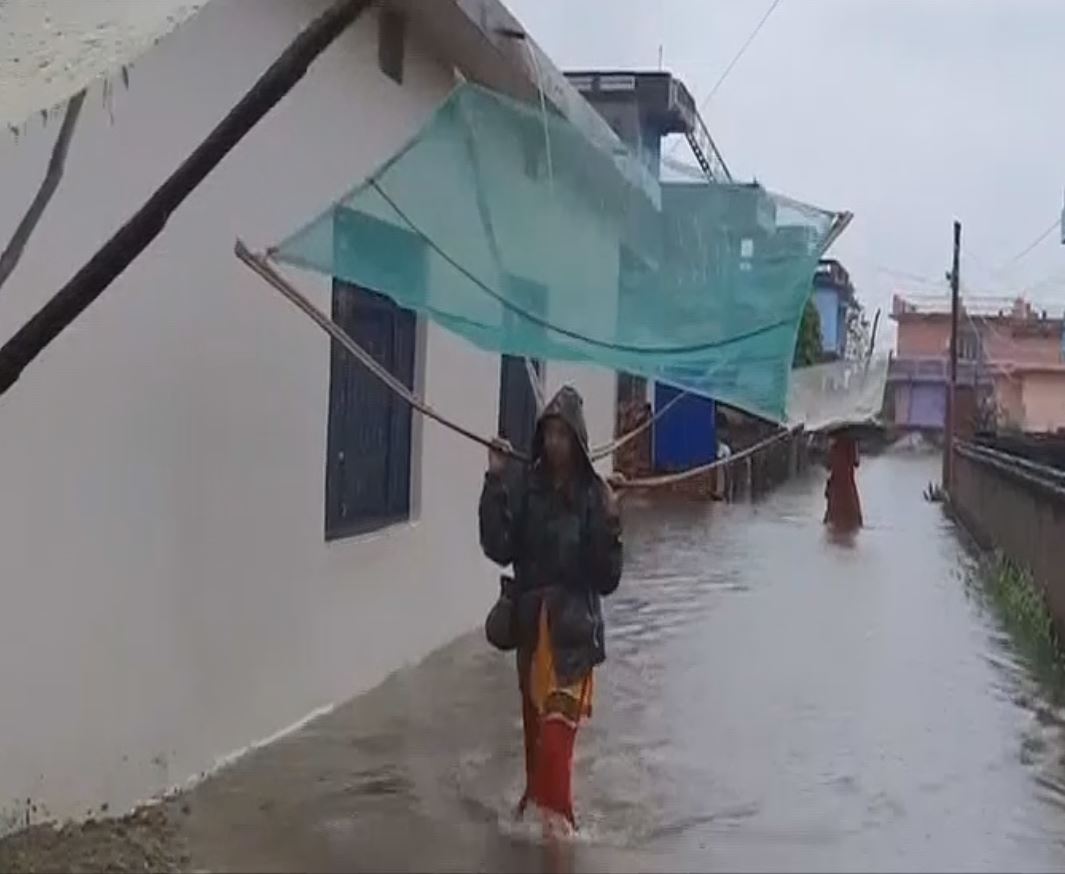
[696,0,784,113]
[666,0,784,159]
[991,216,1060,274]
[864,254,1065,302]
[869,263,944,287]
[1022,269,1065,299]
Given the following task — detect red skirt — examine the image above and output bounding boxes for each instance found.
[517,603,593,829]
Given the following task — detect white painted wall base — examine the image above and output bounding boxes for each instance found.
[0,0,515,826]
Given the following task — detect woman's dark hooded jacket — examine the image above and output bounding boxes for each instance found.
[479,386,623,684]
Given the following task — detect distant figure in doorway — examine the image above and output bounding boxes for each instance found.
[712,409,732,501]
[824,429,863,532]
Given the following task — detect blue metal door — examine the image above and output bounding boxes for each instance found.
[652,383,717,471]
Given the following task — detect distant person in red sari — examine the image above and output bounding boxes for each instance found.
[824,429,863,532]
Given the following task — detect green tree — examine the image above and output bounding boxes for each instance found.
[793,299,823,367]
[844,302,870,361]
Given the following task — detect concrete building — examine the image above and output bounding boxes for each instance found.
[0,0,621,828]
[811,259,857,361]
[565,70,728,469]
[888,293,1065,433]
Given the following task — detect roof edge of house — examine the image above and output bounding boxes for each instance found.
[1,0,214,130]
[396,0,659,202]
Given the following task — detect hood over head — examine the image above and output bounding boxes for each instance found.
[532,385,592,472]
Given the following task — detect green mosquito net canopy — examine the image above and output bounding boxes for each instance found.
[271,84,842,422]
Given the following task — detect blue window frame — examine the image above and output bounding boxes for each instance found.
[325,281,416,540]
[324,207,425,540]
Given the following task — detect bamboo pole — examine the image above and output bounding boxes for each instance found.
[0,0,371,399]
[233,241,688,467]
[0,91,86,293]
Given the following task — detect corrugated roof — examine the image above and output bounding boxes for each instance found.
[0,0,211,129]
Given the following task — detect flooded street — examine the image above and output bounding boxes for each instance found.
[177,450,1065,872]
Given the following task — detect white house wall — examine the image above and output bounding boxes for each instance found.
[0,0,518,825]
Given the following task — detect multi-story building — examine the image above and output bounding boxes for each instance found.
[0,0,623,829]
[565,70,726,471]
[811,259,858,361]
[888,293,1065,433]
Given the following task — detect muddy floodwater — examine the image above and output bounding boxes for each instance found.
[25,449,1065,872]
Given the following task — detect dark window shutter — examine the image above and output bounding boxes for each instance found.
[387,306,416,517]
[378,10,406,85]
[498,274,546,454]
[326,284,416,539]
[325,209,424,540]
[498,355,540,454]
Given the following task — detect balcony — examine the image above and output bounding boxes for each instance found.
[888,356,990,386]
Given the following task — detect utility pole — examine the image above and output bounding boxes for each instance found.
[867,308,881,363]
[945,220,961,491]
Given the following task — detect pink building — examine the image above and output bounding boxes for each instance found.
[888,294,1065,433]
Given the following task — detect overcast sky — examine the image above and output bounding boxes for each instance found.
[507,0,1065,345]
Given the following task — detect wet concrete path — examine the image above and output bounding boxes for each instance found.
[178,450,1065,872]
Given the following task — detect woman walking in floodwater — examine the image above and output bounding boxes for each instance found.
[824,428,863,532]
[479,385,623,834]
